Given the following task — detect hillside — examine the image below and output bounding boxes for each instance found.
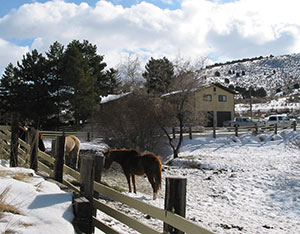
[205,53,300,95]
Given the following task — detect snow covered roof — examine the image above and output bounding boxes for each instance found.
[100,92,131,104]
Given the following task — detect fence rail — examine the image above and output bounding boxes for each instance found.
[41,130,90,141]
[0,125,213,234]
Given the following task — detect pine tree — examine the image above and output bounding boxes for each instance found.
[62,40,107,124]
[143,57,174,94]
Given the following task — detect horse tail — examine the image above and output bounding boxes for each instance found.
[153,155,162,193]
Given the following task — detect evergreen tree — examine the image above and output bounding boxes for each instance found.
[62,40,107,124]
[104,68,121,94]
[143,57,174,94]
[45,41,66,126]
[0,63,21,113]
[17,49,54,127]
[0,51,54,127]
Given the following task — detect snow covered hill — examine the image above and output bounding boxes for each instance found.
[205,53,300,95]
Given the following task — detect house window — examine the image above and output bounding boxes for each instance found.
[203,94,212,101]
[218,95,227,102]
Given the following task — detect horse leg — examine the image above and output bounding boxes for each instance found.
[145,173,157,200]
[69,150,76,169]
[125,173,132,193]
[131,174,137,193]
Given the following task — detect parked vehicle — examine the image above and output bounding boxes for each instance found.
[223,117,264,127]
[265,115,293,128]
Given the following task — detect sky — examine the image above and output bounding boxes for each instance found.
[0,0,300,75]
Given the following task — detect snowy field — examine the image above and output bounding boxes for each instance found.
[1,130,300,233]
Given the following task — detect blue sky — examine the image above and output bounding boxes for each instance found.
[0,0,299,74]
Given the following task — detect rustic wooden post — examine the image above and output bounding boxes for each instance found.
[274,123,278,134]
[213,125,216,138]
[91,154,105,233]
[51,139,56,157]
[189,126,192,139]
[54,136,65,183]
[10,115,19,167]
[235,125,238,137]
[254,124,258,135]
[28,128,39,171]
[164,177,187,234]
[79,156,95,234]
[293,121,297,131]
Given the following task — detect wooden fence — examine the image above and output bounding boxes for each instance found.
[41,130,91,141]
[0,125,213,234]
[172,121,298,139]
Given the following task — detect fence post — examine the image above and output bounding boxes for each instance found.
[254,124,258,135]
[28,128,39,171]
[189,126,192,139]
[235,126,238,137]
[54,136,65,183]
[293,121,297,131]
[79,156,95,234]
[274,123,278,134]
[213,125,216,138]
[164,177,187,234]
[87,132,91,142]
[10,115,19,167]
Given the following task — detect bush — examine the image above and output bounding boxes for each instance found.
[95,92,167,152]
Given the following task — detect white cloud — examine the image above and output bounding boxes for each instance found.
[0,0,300,74]
[0,38,29,69]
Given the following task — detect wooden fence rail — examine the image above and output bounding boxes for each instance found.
[41,130,90,141]
[0,125,214,234]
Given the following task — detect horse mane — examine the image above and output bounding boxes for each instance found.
[110,148,140,155]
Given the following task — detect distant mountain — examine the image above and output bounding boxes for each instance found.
[204,53,300,96]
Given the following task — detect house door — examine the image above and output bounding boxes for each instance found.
[217,111,232,127]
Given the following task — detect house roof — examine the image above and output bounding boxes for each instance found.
[161,82,237,97]
[202,83,238,94]
[100,92,131,104]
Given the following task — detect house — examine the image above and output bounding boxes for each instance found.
[191,83,236,127]
[99,83,236,127]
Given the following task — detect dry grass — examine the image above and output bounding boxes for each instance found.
[12,172,32,182]
[0,186,21,217]
[0,171,32,182]
[0,171,8,178]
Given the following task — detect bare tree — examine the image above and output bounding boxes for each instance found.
[159,57,208,158]
[95,91,167,153]
[117,54,144,92]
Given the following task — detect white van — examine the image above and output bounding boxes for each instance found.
[265,115,293,128]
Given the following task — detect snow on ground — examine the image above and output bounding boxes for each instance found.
[0,166,74,234]
[1,130,300,233]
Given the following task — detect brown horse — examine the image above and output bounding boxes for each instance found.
[104,149,162,200]
[65,135,80,169]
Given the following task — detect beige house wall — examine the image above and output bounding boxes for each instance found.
[193,85,235,113]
